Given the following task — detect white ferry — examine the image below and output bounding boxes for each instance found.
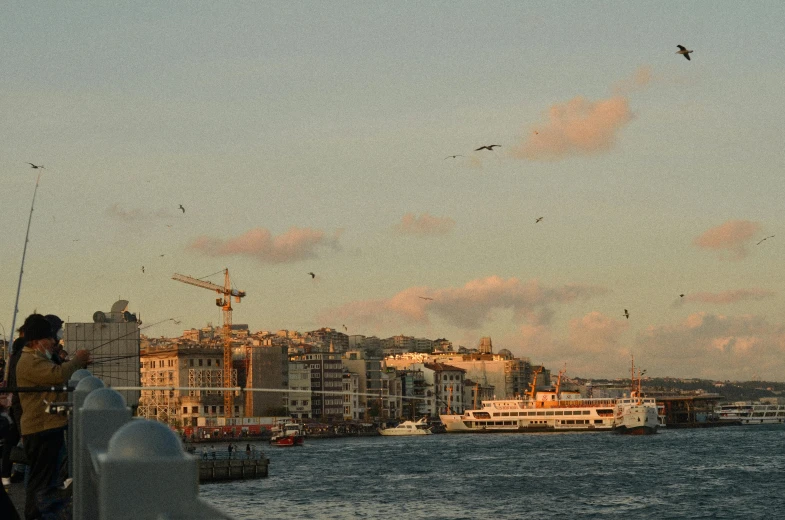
[440,368,619,433]
[716,401,785,425]
[612,359,660,435]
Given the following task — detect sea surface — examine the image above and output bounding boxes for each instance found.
[199,426,785,519]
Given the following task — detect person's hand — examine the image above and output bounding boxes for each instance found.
[73,349,92,366]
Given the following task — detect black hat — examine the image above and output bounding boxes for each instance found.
[44,314,64,332]
[21,314,55,342]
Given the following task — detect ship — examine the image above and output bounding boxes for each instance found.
[612,359,660,435]
[378,417,433,436]
[716,401,785,425]
[269,422,305,447]
[440,367,620,433]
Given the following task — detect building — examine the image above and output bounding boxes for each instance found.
[342,370,361,420]
[244,344,289,416]
[64,300,141,409]
[138,343,241,428]
[287,361,312,419]
[342,350,383,421]
[289,352,343,420]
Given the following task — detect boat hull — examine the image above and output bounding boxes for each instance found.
[270,435,304,447]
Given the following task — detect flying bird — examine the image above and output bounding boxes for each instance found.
[680,294,685,298]
[418,296,434,301]
[178,204,185,213]
[159,254,165,257]
[623,309,629,319]
[173,320,181,325]
[308,272,315,279]
[676,45,693,60]
[475,145,501,151]
[756,235,774,245]
[444,155,464,159]
[27,163,45,169]
[535,217,543,223]
[141,266,145,274]
[342,324,347,332]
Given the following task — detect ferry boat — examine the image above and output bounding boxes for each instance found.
[269,422,305,447]
[716,401,785,425]
[378,417,433,436]
[612,359,660,435]
[440,368,619,433]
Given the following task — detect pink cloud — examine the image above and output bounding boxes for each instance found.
[685,289,775,304]
[319,276,606,332]
[510,95,634,161]
[188,226,342,263]
[636,312,785,380]
[693,220,761,260]
[394,213,456,236]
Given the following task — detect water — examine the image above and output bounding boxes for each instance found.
[199,426,785,519]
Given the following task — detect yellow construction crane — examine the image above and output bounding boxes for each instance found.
[172,269,245,418]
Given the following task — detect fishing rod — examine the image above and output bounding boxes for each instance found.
[5,171,42,380]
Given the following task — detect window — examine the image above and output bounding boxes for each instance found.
[216,360,220,366]
[191,406,198,413]
[189,359,194,367]
[199,359,203,367]
[183,407,188,414]
[207,359,212,366]
[203,406,209,414]
[211,406,216,414]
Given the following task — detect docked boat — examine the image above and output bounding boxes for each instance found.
[612,359,660,435]
[269,422,305,447]
[378,417,433,436]
[716,401,785,425]
[440,368,620,433]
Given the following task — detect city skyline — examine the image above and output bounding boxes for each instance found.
[3,3,785,381]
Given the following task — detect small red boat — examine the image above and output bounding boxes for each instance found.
[269,422,305,447]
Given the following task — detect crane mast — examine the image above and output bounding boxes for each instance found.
[172,269,246,418]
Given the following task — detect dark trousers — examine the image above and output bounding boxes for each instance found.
[1,414,21,479]
[22,429,65,520]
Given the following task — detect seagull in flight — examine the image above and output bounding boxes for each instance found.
[680,294,685,298]
[27,163,45,169]
[173,320,181,325]
[308,272,315,279]
[757,235,774,245]
[623,309,630,319]
[178,204,185,213]
[676,45,693,60]
[141,266,145,274]
[535,217,543,223]
[418,296,434,301]
[342,324,347,332]
[444,155,464,159]
[475,145,501,151]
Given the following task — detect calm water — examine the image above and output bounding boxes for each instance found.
[199,426,785,519]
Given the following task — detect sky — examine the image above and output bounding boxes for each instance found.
[3,2,785,381]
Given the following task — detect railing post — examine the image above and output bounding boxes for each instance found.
[67,368,94,478]
[74,386,131,520]
[97,419,234,519]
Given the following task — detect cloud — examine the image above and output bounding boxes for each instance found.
[510,95,634,161]
[105,204,172,221]
[693,220,761,260]
[612,66,654,96]
[512,312,631,378]
[509,67,653,162]
[636,312,785,380]
[393,213,456,236]
[685,289,775,304]
[319,276,607,332]
[188,226,342,264]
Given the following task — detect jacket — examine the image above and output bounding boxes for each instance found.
[15,346,87,436]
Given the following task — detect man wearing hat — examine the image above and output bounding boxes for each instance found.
[15,314,90,520]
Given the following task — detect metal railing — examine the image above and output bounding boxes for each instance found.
[67,369,235,520]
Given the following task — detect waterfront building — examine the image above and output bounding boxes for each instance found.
[342,350,383,421]
[379,366,403,420]
[64,300,141,408]
[398,367,431,419]
[287,361,312,419]
[139,342,241,428]
[463,378,495,409]
[289,351,344,420]
[245,344,288,416]
[402,362,465,416]
[342,370,361,420]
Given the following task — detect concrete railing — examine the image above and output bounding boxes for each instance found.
[68,369,235,520]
